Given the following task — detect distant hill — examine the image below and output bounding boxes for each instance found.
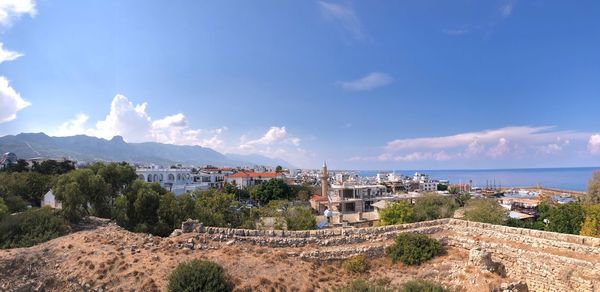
[0,133,294,168]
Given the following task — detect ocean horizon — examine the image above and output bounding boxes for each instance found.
[356,166,600,192]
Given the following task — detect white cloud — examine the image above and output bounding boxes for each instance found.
[0,0,36,28]
[589,134,600,155]
[487,138,510,158]
[239,126,300,149]
[0,43,22,63]
[53,94,228,150]
[354,126,592,162]
[0,76,30,123]
[53,95,313,166]
[318,1,364,41]
[338,72,392,91]
[56,113,89,136]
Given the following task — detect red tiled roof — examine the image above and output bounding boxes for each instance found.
[310,195,328,202]
[227,171,281,178]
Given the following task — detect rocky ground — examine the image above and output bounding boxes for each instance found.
[0,221,520,292]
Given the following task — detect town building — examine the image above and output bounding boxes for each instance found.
[225,171,283,189]
[136,166,209,195]
[41,190,62,209]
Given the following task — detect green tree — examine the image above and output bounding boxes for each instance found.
[31,159,75,175]
[411,194,457,222]
[94,162,137,198]
[284,206,316,230]
[583,171,600,205]
[0,197,8,218]
[580,204,600,237]
[134,188,160,226]
[275,165,283,173]
[53,169,110,222]
[158,192,179,228]
[379,201,414,225]
[463,198,507,225]
[546,202,584,235]
[249,179,292,204]
[455,192,471,207]
[437,184,448,192]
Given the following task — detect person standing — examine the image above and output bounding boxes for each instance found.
[324,206,332,224]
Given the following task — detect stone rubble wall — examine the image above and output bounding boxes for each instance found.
[186,218,600,291]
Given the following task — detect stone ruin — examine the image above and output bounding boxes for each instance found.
[174,218,600,291]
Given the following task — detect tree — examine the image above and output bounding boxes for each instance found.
[580,204,600,237]
[284,206,316,230]
[448,187,459,195]
[583,171,600,205]
[94,162,137,199]
[437,184,448,192]
[0,197,8,218]
[546,202,584,235]
[455,192,471,207]
[53,169,110,222]
[249,179,292,204]
[379,201,414,225]
[31,159,75,175]
[275,165,283,173]
[463,198,507,225]
[411,194,457,222]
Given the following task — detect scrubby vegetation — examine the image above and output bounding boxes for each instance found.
[400,280,449,292]
[168,260,231,292]
[342,255,369,274]
[0,207,69,248]
[333,279,391,292]
[386,232,443,265]
[379,201,414,225]
[463,198,508,225]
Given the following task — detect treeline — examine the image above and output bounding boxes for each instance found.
[0,162,316,248]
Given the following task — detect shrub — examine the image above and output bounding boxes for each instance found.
[401,280,448,292]
[411,194,457,222]
[463,198,507,225]
[342,255,369,274]
[284,206,316,230]
[385,232,443,265]
[334,279,391,292]
[168,260,231,292]
[0,207,69,249]
[0,197,8,218]
[379,201,414,225]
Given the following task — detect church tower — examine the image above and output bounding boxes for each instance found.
[320,161,329,197]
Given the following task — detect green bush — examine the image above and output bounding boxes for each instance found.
[0,207,69,249]
[385,232,443,265]
[334,279,391,292]
[342,255,369,274]
[0,197,8,218]
[401,280,448,292]
[284,206,316,230]
[168,260,231,292]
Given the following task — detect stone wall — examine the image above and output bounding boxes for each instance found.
[186,219,600,291]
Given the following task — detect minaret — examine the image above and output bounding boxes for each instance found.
[320,161,329,197]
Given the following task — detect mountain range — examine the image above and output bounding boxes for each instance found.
[0,133,294,168]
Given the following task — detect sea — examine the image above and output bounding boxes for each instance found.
[357,167,600,192]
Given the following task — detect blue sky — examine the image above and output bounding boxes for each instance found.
[1,0,600,169]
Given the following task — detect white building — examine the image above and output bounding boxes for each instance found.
[41,190,62,209]
[225,171,283,189]
[136,167,209,195]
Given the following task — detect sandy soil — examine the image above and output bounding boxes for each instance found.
[0,223,509,292]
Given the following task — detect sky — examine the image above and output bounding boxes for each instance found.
[0,0,600,170]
